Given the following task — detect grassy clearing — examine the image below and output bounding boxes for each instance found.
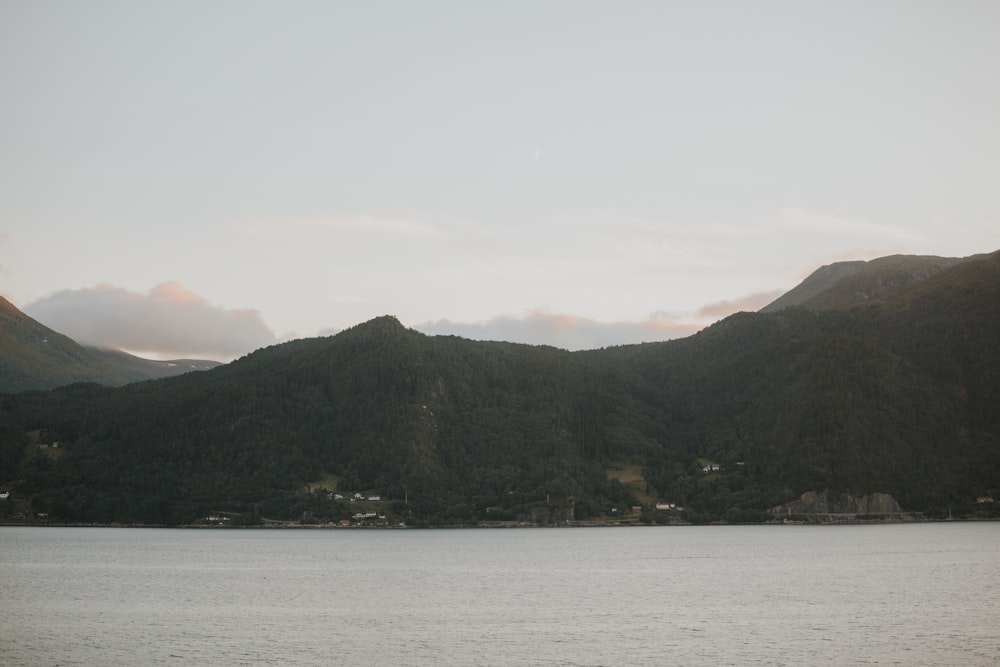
[605,463,657,505]
[304,471,343,493]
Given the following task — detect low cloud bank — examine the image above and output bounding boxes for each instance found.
[696,289,785,319]
[24,282,277,360]
[415,309,703,350]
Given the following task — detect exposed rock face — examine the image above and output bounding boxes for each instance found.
[772,490,902,515]
[528,504,575,524]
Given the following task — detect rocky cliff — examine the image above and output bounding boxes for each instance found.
[772,490,902,515]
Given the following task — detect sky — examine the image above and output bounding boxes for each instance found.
[2,1,998,361]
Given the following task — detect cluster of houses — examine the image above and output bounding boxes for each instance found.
[701,461,745,473]
[328,493,390,524]
[328,492,381,502]
[655,501,682,511]
[614,501,683,515]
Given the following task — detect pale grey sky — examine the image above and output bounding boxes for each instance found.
[2,1,997,359]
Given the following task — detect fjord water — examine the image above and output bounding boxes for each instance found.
[1,524,998,666]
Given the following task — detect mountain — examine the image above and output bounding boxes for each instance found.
[1,295,131,391]
[0,296,221,392]
[609,250,1000,511]
[760,254,968,313]
[85,347,221,381]
[1,251,998,526]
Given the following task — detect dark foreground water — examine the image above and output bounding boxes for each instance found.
[1,523,998,666]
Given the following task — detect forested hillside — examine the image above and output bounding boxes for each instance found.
[2,251,998,526]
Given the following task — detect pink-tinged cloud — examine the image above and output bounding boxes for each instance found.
[415,309,702,350]
[697,290,785,319]
[23,282,277,360]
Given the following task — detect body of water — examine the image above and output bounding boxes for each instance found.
[1,523,998,665]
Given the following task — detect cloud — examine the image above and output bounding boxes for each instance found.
[23,282,277,360]
[415,309,702,351]
[233,215,449,245]
[775,208,924,247]
[696,289,785,319]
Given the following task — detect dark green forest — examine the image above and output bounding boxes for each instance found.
[1,252,998,526]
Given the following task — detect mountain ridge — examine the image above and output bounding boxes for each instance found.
[760,253,973,313]
[0,295,221,392]
[2,250,997,526]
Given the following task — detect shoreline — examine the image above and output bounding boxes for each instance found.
[5,514,998,529]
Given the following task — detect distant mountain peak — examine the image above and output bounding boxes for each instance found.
[761,253,967,313]
[368,314,405,328]
[341,315,412,338]
[0,297,220,392]
[760,261,868,313]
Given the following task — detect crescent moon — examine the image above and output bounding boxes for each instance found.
[533,145,541,160]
